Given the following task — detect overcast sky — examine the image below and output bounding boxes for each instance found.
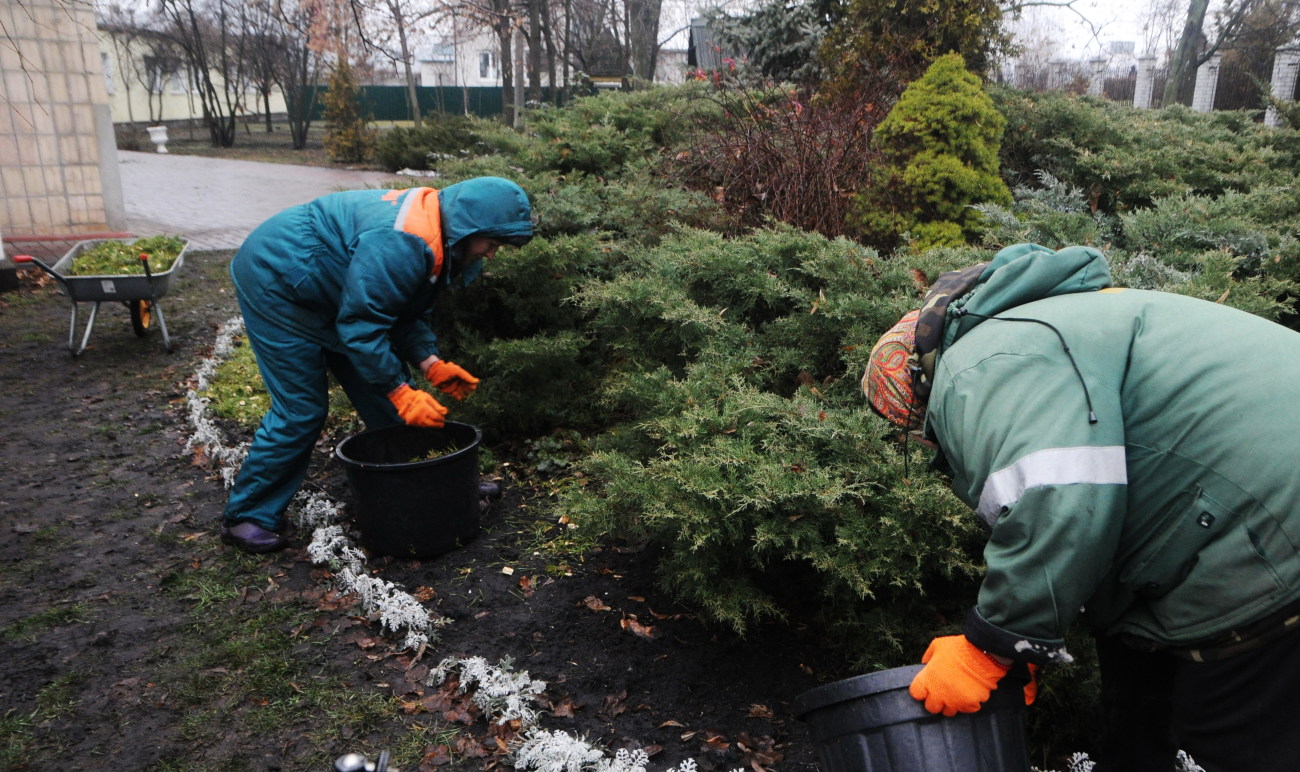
[659,0,1197,59]
[1019,0,1157,54]
[1009,0,1229,61]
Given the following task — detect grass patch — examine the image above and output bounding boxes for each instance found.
[197,339,270,430]
[0,710,38,769]
[196,334,362,438]
[149,554,399,771]
[3,602,90,642]
[36,670,89,720]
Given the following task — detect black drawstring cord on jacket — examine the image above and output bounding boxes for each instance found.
[952,309,1099,424]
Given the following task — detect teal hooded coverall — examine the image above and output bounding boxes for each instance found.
[223,177,533,532]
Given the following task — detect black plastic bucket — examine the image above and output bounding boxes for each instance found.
[334,422,482,559]
[792,664,1030,772]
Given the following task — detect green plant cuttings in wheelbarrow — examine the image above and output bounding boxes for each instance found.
[68,235,186,275]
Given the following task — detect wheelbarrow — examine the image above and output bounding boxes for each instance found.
[14,237,188,356]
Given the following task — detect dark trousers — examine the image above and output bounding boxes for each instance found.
[1093,622,1300,772]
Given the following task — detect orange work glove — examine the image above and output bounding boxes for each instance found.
[909,635,1016,717]
[388,384,448,427]
[424,359,480,401]
[1023,663,1040,706]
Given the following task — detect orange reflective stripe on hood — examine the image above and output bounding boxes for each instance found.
[391,187,445,276]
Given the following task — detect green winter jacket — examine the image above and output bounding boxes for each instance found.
[926,244,1300,664]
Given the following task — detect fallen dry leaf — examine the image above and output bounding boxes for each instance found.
[619,615,657,639]
[419,744,451,769]
[737,732,784,771]
[454,733,490,757]
[598,691,627,719]
[580,595,611,612]
[550,697,580,717]
[702,733,730,751]
[746,704,775,720]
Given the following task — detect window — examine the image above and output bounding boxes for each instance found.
[478,51,493,80]
[145,56,165,95]
[102,52,114,95]
[144,55,184,95]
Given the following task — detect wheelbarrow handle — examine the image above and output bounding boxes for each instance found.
[11,254,74,295]
[11,254,57,274]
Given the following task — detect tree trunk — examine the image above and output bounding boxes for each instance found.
[496,19,516,126]
[514,26,526,126]
[1164,0,1210,106]
[625,0,661,80]
[386,0,423,129]
[527,0,543,103]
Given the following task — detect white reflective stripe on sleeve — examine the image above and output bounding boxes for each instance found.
[394,189,417,232]
[975,446,1127,526]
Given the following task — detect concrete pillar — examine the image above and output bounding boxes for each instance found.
[1088,58,1107,96]
[1265,48,1300,128]
[1134,56,1157,109]
[1049,60,1069,91]
[1191,54,1222,113]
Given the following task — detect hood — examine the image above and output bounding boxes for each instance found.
[863,243,1112,434]
[437,176,533,288]
[438,176,534,248]
[939,243,1112,352]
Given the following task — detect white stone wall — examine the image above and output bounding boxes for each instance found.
[1,0,124,238]
[1191,54,1222,113]
[1265,48,1300,128]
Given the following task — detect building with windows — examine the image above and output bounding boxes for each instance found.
[97,25,287,127]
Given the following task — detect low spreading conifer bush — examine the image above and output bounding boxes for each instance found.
[516,86,715,178]
[993,87,1300,213]
[374,113,488,172]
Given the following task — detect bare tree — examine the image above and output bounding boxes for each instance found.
[566,0,625,77]
[243,0,287,133]
[1163,0,1260,106]
[153,0,260,147]
[347,0,439,127]
[276,0,337,149]
[624,0,659,79]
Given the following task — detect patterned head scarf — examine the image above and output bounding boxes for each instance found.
[862,309,924,429]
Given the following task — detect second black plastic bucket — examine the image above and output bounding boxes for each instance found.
[792,664,1031,772]
[334,422,482,559]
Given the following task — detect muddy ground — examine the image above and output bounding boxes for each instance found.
[0,246,835,772]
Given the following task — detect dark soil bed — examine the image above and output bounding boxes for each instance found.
[0,248,835,772]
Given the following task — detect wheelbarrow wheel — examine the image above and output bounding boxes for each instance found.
[130,299,153,336]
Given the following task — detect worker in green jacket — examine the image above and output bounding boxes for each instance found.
[863,243,1300,772]
[221,177,533,553]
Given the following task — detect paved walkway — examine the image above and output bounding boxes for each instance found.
[118,150,405,252]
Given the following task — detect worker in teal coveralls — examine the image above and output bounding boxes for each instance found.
[220,177,533,553]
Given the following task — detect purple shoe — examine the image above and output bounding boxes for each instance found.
[220,521,288,553]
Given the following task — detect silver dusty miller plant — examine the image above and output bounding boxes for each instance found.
[183,317,249,486]
[184,317,441,651]
[430,655,546,725]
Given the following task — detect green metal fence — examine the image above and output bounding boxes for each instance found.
[300,85,567,121]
